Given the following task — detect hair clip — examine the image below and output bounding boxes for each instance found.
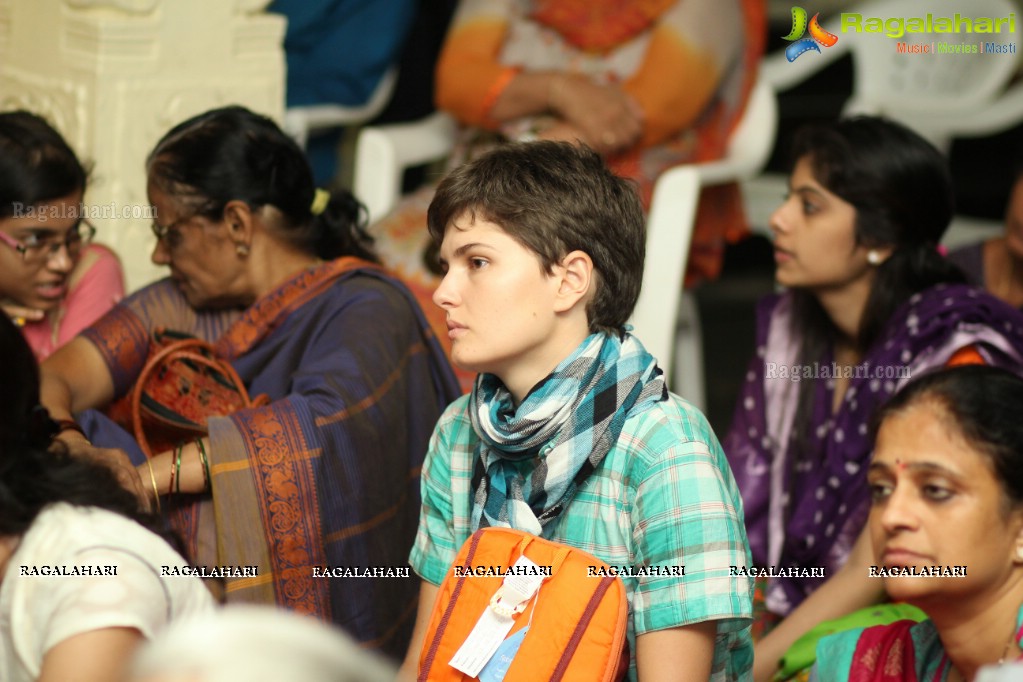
[310,188,330,216]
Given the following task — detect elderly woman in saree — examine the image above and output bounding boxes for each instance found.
[39,106,460,660]
[723,116,1023,681]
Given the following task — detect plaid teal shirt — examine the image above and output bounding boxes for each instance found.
[410,393,754,681]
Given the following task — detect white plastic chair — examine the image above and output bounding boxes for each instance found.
[760,0,1023,151]
[352,75,777,411]
[284,66,400,150]
[353,110,457,225]
[631,76,777,411]
[747,0,1022,262]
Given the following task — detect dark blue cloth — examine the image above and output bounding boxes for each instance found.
[269,0,418,182]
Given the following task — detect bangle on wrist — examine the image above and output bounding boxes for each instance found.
[168,444,179,497]
[174,443,184,494]
[53,419,86,439]
[196,439,210,492]
[145,459,161,514]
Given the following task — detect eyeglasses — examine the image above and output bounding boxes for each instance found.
[150,214,196,250]
[0,220,97,264]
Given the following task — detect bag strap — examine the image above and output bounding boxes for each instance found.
[551,575,619,681]
[419,530,488,681]
[131,336,260,459]
[419,529,579,680]
[499,531,622,681]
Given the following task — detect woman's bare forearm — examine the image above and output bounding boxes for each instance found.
[752,530,883,682]
[488,71,564,122]
[39,336,116,418]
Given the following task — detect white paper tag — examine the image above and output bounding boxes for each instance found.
[501,556,546,607]
[448,555,545,676]
[448,606,516,677]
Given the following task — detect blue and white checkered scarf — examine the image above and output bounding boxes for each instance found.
[469,331,667,536]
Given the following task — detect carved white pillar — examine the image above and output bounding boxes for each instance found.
[0,0,285,290]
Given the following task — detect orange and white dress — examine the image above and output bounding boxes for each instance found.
[370,0,766,368]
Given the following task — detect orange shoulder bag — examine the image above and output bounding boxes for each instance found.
[418,527,629,682]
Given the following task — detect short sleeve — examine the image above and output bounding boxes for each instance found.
[37,547,171,654]
[630,412,753,635]
[409,410,460,585]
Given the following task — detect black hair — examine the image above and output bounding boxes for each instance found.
[786,117,966,463]
[0,111,87,219]
[427,141,645,336]
[0,314,169,539]
[147,106,377,263]
[875,365,1023,507]
[790,116,964,349]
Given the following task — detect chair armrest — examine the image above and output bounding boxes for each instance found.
[353,111,458,223]
[701,77,778,186]
[630,71,777,404]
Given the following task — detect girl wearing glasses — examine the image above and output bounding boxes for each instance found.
[0,111,124,360]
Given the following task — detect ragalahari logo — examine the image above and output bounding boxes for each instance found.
[783,7,839,61]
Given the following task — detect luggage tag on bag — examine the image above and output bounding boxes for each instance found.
[478,625,530,682]
[449,555,545,677]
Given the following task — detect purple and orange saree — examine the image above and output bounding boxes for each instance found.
[81,257,460,658]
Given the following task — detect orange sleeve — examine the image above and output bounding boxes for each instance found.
[945,345,987,367]
[621,25,721,147]
[435,18,520,128]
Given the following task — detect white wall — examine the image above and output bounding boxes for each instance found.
[0,0,286,291]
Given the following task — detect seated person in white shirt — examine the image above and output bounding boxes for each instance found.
[0,314,213,682]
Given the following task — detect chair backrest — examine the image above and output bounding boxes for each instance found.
[284,66,399,149]
[846,0,1019,114]
[353,111,457,224]
[838,0,1021,148]
[763,0,1021,149]
[629,72,777,403]
[726,77,780,179]
[698,76,779,185]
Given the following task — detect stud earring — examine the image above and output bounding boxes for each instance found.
[867,250,883,266]
[236,244,250,257]
[1016,545,1023,562]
